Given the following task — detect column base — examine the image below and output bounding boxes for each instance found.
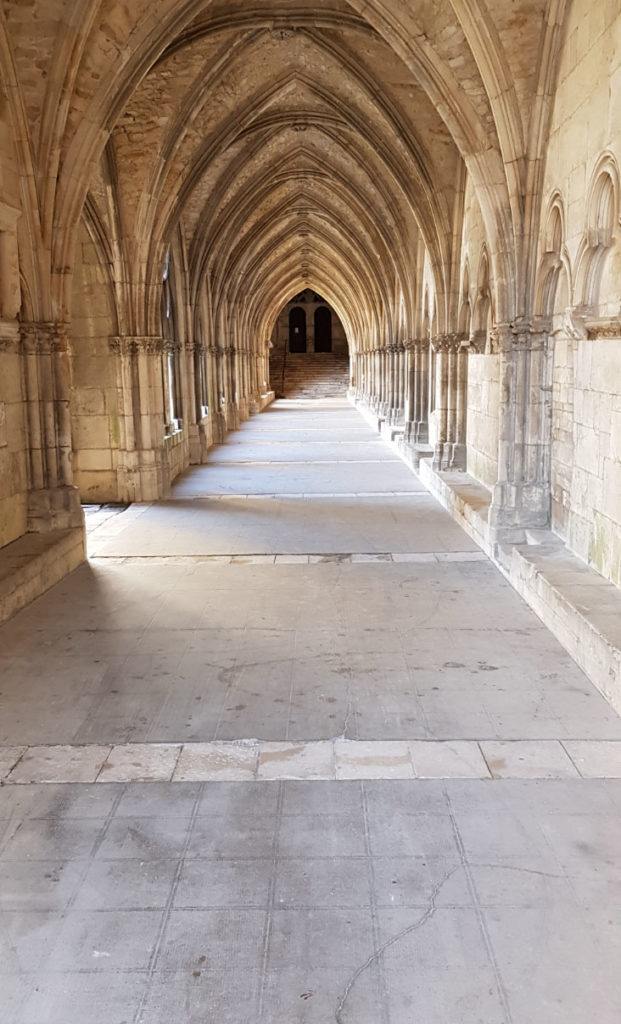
[489,481,550,538]
[116,449,172,502]
[27,486,84,533]
[437,442,467,471]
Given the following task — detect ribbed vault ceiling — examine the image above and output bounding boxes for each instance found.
[87,0,464,345]
[1,0,557,333]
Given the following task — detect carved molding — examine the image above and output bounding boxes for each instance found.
[109,335,166,355]
[467,329,488,354]
[585,318,621,340]
[430,332,465,354]
[163,338,181,354]
[21,321,69,354]
[488,319,552,355]
[561,308,588,341]
[0,319,21,353]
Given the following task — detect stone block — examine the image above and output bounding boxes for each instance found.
[0,527,86,625]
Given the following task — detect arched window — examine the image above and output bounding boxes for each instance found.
[575,155,619,310]
[162,253,183,433]
[289,306,307,352]
[196,323,208,419]
[314,306,332,352]
[536,198,569,320]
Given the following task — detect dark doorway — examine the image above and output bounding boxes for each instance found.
[289,307,307,352]
[314,306,332,352]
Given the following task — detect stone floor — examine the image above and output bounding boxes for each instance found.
[1,398,620,1022]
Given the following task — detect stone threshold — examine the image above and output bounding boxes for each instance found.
[0,527,85,626]
[89,550,487,565]
[2,739,621,784]
[172,490,425,499]
[417,459,621,719]
[202,458,403,465]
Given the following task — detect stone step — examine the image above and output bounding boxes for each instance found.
[270,353,351,398]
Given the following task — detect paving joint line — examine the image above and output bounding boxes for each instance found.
[2,738,616,784]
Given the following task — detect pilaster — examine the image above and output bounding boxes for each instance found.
[430,332,465,470]
[20,322,83,532]
[489,317,554,539]
[108,334,172,501]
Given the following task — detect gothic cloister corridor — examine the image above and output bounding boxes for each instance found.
[1,0,621,1020]
[2,398,621,1023]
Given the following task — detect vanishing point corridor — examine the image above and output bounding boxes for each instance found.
[1,398,621,1023]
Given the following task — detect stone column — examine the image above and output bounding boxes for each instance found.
[403,341,415,439]
[374,349,381,412]
[109,335,172,501]
[208,345,227,441]
[395,342,406,421]
[442,333,468,470]
[489,318,554,539]
[385,346,394,420]
[430,335,449,469]
[188,343,211,464]
[362,349,369,403]
[413,339,430,443]
[226,345,239,428]
[452,343,469,470]
[352,351,360,397]
[380,347,389,416]
[20,322,83,531]
[430,334,466,470]
[390,344,402,422]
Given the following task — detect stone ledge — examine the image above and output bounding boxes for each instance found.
[0,527,86,625]
[418,463,621,718]
[251,390,275,413]
[419,460,493,554]
[499,539,621,717]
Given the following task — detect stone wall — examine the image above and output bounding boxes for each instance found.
[466,356,500,489]
[569,338,621,586]
[541,0,621,585]
[0,323,28,547]
[460,178,500,490]
[71,224,121,502]
[550,334,574,536]
[0,108,27,547]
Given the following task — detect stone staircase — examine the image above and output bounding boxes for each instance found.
[270,352,351,398]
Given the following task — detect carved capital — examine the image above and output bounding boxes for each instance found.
[487,318,551,355]
[467,329,488,354]
[0,319,21,353]
[430,332,463,354]
[561,308,588,341]
[585,317,621,340]
[109,335,166,356]
[20,321,69,354]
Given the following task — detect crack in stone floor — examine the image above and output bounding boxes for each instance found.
[1,398,621,1023]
